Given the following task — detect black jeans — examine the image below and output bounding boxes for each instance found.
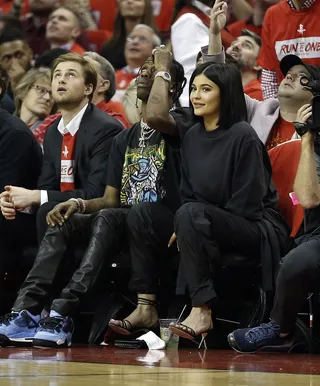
[0,212,37,282]
[36,201,58,243]
[271,234,320,333]
[127,202,175,294]
[13,208,129,317]
[175,202,263,307]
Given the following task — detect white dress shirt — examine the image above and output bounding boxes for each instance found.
[40,103,88,205]
[171,0,210,107]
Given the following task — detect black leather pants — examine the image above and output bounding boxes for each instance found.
[12,208,129,317]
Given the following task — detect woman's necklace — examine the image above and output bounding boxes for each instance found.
[139,119,155,152]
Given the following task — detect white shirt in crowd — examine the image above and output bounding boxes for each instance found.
[171,0,210,107]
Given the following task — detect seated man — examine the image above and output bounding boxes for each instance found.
[228,96,320,353]
[0,55,186,348]
[0,53,122,263]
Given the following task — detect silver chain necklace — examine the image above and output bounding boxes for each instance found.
[139,119,155,152]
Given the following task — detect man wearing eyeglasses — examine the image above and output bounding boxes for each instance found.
[113,24,161,102]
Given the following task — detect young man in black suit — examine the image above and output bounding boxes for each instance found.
[0,53,123,244]
[0,64,43,304]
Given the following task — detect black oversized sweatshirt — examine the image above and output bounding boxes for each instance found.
[179,120,278,221]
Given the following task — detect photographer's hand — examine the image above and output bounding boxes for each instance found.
[296,104,313,125]
[294,104,313,138]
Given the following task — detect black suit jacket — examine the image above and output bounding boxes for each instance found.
[0,108,42,192]
[37,103,123,202]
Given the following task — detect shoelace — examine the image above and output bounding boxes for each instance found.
[39,317,63,332]
[0,313,19,326]
[246,323,280,343]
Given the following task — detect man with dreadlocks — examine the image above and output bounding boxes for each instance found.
[0,51,186,348]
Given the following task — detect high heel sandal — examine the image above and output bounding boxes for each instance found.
[108,298,159,336]
[169,321,213,349]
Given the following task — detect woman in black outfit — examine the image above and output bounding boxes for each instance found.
[169,62,289,347]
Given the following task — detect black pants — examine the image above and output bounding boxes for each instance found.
[12,208,129,317]
[271,235,320,333]
[0,212,37,282]
[127,203,174,294]
[36,201,58,243]
[175,203,263,307]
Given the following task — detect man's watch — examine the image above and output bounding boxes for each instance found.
[293,122,308,136]
[155,71,171,83]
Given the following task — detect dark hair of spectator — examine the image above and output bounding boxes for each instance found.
[0,64,8,102]
[34,48,69,69]
[0,14,23,32]
[0,27,25,45]
[241,29,262,49]
[189,62,247,129]
[170,59,187,103]
[102,0,156,58]
[52,52,97,102]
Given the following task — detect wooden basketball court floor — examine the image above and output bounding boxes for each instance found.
[0,346,320,386]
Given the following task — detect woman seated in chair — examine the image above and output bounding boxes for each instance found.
[168,62,289,346]
[109,61,289,344]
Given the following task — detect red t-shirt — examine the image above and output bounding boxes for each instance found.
[70,42,85,55]
[151,0,175,34]
[259,0,320,83]
[115,69,137,102]
[227,17,262,38]
[266,116,295,150]
[96,100,129,129]
[90,0,117,31]
[0,0,12,13]
[244,79,263,101]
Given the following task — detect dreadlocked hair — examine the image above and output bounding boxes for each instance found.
[170,59,186,104]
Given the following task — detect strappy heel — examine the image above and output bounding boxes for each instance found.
[108,298,159,336]
[169,321,213,349]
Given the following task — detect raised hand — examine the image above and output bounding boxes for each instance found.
[210,0,228,35]
[153,45,173,72]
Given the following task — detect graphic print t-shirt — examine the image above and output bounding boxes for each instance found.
[107,122,181,213]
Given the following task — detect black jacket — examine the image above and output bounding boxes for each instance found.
[0,108,42,192]
[37,103,123,202]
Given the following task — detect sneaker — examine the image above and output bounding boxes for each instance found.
[33,316,74,348]
[0,310,40,346]
[228,322,291,353]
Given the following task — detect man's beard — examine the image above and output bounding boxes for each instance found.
[55,94,87,109]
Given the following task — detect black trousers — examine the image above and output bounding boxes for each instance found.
[36,201,58,243]
[271,234,320,333]
[12,208,129,317]
[175,202,263,307]
[127,202,174,294]
[0,212,37,282]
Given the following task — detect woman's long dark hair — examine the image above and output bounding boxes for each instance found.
[102,0,156,57]
[189,62,247,129]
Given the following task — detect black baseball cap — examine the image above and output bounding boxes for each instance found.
[280,54,320,81]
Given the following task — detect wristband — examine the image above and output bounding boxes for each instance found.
[293,122,308,136]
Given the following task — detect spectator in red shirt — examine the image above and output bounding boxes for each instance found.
[45,5,86,54]
[114,24,160,103]
[227,0,280,39]
[259,0,320,100]
[84,51,130,128]
[226,29,263,100]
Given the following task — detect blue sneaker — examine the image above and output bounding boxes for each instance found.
[0,310,40,346]
[33,316,74,348]
[228,322,292,353]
